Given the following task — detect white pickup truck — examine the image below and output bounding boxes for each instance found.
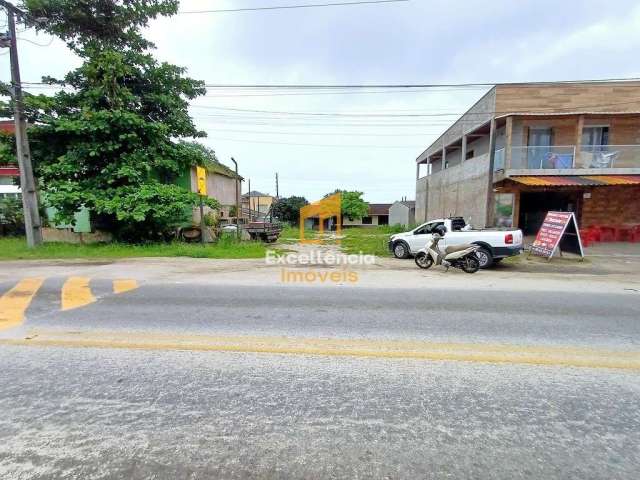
[388,217,523,268]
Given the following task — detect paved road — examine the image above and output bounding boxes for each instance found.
[1,280,640,479]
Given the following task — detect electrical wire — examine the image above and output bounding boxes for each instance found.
[20,77,640,89]
[178,0,409,14]
[16,36,54,47]
[206,136,423,148]
[190,99,640,118]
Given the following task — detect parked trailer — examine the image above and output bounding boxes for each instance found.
[244,222,282,243]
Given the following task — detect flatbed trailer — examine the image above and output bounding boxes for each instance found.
[244,222,282,243]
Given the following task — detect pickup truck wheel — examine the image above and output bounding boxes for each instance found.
[415,252,433,269]
[393,241,410,259]
[475,247,493,269]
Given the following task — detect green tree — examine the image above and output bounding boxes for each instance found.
[272,196,308,225]
[0,1,218,241]
[325,190,369,220]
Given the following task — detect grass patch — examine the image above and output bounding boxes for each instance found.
[339,226,396,256]
[0,235,270,260]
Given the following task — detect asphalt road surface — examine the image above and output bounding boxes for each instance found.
[1,280,640,479]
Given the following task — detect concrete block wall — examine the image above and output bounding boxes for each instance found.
[415,177,429,224]
[419,154,491,227]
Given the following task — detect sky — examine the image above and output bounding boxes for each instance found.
[2,0,640,202]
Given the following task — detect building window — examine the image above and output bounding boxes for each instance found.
[582,126,609,147]
[362,216,373,225]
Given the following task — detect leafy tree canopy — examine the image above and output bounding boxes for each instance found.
[324,189,369,220]
[0,0,218,241]
[272,196,309,225]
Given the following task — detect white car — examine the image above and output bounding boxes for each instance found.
[389,217,523,268]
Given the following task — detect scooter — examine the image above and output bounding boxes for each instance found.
[414,230,481,273]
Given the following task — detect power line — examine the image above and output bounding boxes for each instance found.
[19,77,640,90]
[16,36,54,47]
[190,99,640,118]
[200,77,640,88]
[178,0,409,14]
[198,127,441,136]
[207,136,423,148]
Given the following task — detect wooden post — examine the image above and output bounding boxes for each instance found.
[505,116,513,169]
[574,114,584,168]
[512,190,521,228]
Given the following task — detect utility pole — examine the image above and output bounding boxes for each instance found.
[275,172,279,198]
[1,1,42,246]
[247,178,251,222]
[231,157,240,240]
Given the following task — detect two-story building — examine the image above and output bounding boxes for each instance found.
[415,81,640,234]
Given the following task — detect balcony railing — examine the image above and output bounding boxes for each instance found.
[502,145,640,170]
[510,146,576,169]
[577,145,640,169]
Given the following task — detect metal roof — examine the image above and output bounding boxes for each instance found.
[509,175,640,186]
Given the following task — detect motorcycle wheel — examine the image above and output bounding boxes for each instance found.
[415,252,433,269]
[461,256,480,273]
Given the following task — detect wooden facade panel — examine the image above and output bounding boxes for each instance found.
[609,117,640,144]
[495,83,640,114]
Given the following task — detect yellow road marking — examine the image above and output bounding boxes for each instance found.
[4,330,640,371]
[113,279,138,294]
[61,277,95,311]
[0,278,45,331]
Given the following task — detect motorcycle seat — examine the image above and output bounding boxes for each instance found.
[445,244,475,254]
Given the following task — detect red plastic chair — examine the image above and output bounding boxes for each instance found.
[579,232,592,247]
[585,226,602,242]
[615,225,634,242]
[597,225,616,242]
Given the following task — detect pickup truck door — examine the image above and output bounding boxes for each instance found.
[408,221,444,252]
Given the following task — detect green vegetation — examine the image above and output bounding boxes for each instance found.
[272,196,309,224]
[0,236,269,260]
[0,0,219,242]
[340,226,398,256]
[0,197,24,236]
[325,190,369,220]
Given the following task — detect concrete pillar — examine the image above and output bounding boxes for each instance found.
[442,143,447,169]
[485,118,497,227]
[505,116,513,169]
[574,114,584,168]
[461,134,467,163]
[416,162,420,180]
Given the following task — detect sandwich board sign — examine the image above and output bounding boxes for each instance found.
[530,211,584,260]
